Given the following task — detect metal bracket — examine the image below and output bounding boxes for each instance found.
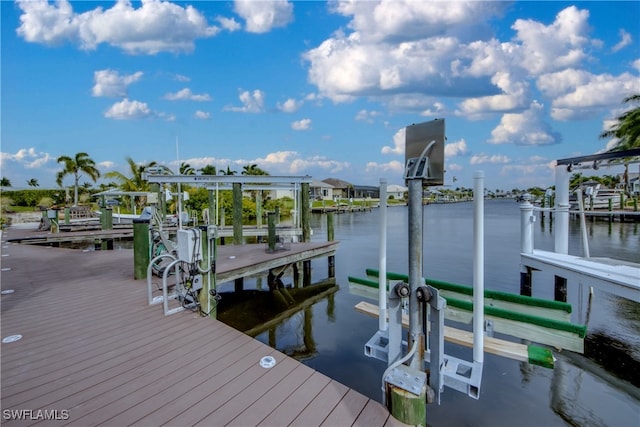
[385,364,426,396]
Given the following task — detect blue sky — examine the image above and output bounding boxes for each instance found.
[1,0,639,191]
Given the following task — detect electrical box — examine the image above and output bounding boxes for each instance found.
[177,228,202,263]
[404,119,445,185]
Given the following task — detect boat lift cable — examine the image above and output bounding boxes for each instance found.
[381,338,418,407]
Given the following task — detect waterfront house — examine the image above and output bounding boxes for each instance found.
[353,185,379,199]
[310,179,334,201]
[322,178,354,199]
[386,184,408,200]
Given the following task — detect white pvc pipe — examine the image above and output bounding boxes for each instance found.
[519,194,534,254]
[379,178,388,331]
[555,165,570,255]
[473,171,484,364]
[575,189,590,258]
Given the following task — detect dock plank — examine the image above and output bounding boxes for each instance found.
[1,228,402,427]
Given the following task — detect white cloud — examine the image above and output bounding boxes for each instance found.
[289,156,350,174]
[216,16,241,32]
[233,0,293,34]
[489,101,561,146]
[224,89,265,113]
[163,88,211,101]
[511,6,591,75]
[457,73,529,116]
[104,99,152,120]
[291,119,311,131]
[381,128,405,155]
[243,151,350,175]
[277,98,303,113]
[16,0,220,54]
[612,29,632,53]
[92,69,143,98]
[175,74,190,82]
[445,139,469,158]
[545,72,639,121]
[1,147,54,169]
[365,160,404,175]
[195,110,211,120]
[97,160,115,170]
[470,154,510,165]
[355,109,382,123]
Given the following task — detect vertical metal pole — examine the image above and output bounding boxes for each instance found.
[473,171,484,364]
[575,189,590,258]
[555,165,570,255]
[379,178,388,332]
[407,179,424,369]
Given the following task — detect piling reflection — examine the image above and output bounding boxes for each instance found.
[216,278,338,361]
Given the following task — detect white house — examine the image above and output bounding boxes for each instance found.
[387,184,408,200]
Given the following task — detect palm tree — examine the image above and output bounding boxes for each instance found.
[600,94,640,151]
[27,178,39,187]
[1,177,12,187]
[56,152,100,206]
[104,157,172,210]
[600,94,640,194]
[221,165,237,175]
[199,164,217,175]
[179,162,195,175]
[241,164,269,176]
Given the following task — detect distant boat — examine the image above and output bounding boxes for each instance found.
[570,182,623,210]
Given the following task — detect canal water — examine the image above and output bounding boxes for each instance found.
[228,199,639,427]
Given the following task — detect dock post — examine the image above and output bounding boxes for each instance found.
[267,212,276,252]
[233,183,243,245]
[301,182,311,286]
[256,191,263,229]
[520,194,534,296]
[133,218,150,280]
[101,208,113,230]
[327,212,335,278]
[64,208,70,225]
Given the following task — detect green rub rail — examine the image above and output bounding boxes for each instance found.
[349,275,586,338]
[365,268,572,314]
[529,346,555,369]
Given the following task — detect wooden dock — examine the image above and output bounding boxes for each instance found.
[0,228,405,426]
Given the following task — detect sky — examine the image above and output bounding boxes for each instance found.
[1,0,639,191]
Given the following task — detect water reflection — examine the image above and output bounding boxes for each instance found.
[216,200,639,426]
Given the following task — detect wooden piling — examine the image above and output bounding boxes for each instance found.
[233,183,242,245]
[267,212,276,252]
[388,385,426,426]
[327,212,335,278]
[132,218,150,280]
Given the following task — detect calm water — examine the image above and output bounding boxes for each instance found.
[237,199,639,427]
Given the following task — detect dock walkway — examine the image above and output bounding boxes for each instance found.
[0,228,403,426]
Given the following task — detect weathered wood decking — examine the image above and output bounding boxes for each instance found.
[0,228,405,426]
